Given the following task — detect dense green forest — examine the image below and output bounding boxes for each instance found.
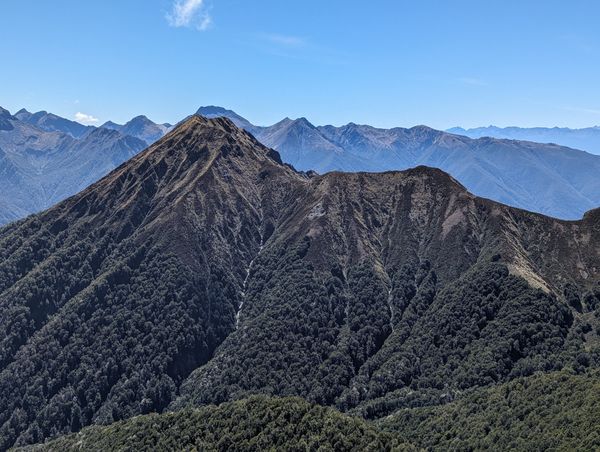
[380,370,600,451]
[0,242,240,450]
[20,371,600,451]
[18,397,414,452]
[175,255,597,419]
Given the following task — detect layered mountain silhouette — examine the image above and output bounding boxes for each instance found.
[100,115,173,145]
[197,106,600,220]
[14,108,94,139]
[0,115,598,449]
[449,125,600,156]
[2,106,600,224]
[0,107,147,225]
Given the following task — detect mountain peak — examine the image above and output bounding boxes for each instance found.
[101,120,122,129]
[0,106,12,119]
[295,117,315,128]
[127,115,152,124]
[148,114,288,173]
[176,114,240,135]
[197,105,236,116]
[196,106,256,132]
[14,108,32,120]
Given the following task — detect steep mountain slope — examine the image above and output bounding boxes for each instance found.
[21,397,413,451]
[449,125,600,156]
[174,165,600,416]
[14,109,94,139]
[0,108,147,225]
[256,117,372,172]
[0,115,599,449]
[4,105,600,222]
[0,116,301,449]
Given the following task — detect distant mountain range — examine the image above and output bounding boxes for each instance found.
[0,107,147,225]
[197,106,600,220]
[14,108,95,139]
[101,116,173,144]
[448,125,600,156]
[2,105,600,223]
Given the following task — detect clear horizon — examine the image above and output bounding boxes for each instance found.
[2,0,600,130]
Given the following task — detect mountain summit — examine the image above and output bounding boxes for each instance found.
[0,115,598,449]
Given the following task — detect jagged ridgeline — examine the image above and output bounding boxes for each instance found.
[0,115,599,449]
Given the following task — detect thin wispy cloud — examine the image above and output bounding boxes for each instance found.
[74,112,99,124]
[250,32,349,66]
[458,77,488,87]
[564,106,600,115]
[262,33,306,47]
[166,0,211,30]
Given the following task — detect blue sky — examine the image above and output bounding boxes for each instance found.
[1,0,600,129]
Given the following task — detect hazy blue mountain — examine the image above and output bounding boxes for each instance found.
[196,105,259,134]
[14,108,94,138]
[100,115,173,145]
[195,107,600,219]
[4,105,600,221]
[448,125,600,155]
[0,107,147,225]
[100,120,122,131]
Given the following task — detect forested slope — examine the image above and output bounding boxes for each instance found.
[20,397,414,452]
[21,372,600,451]
[380,370,600,451]
[0,116,301,449]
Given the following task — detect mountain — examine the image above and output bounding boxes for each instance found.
[0,115,598,449]
[196,106,259,134]
[256,117,372,172]
[0,107,147,225]
[449,125,600,156]
[100,116,173,145]
[14,108,94,138]
[99,120,122,131]
[6,105,599,222]
[193,107,600,220]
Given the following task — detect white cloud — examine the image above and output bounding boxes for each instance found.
[74,112,99,124]
[166,0,211,30]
